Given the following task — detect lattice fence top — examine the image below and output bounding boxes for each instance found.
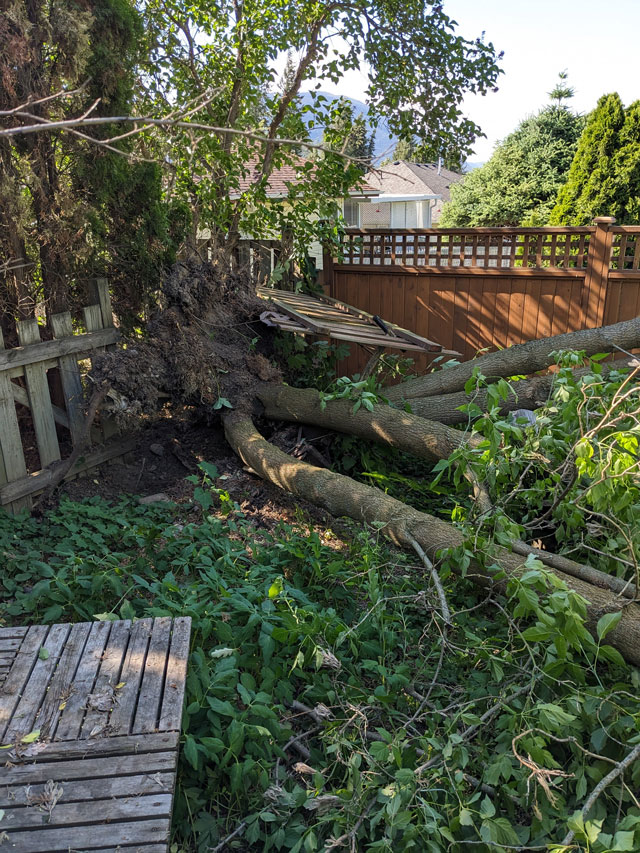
[337,228,594,270]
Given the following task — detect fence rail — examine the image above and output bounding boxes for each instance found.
[0,280,133,514]
[325,217,640,374]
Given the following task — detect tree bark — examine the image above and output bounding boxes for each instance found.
[408,363,621,425]
[257,384,478,461]
[385,316,640,403]
[223,415,640,667]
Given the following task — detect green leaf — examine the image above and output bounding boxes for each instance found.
[597,611,622,641]
[183,735,199,769]
[268,577,284,599]
[459,807,474,826]
[479,796,496,818]
[21,730,41,744]
[612,830,636,851]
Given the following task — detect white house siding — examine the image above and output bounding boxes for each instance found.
[360,202,392,227]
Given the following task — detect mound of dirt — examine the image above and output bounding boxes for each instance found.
[91,258,281,425]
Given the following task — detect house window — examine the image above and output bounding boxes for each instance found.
[343,199,360,227]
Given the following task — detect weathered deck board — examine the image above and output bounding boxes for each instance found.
[0,618,191,852]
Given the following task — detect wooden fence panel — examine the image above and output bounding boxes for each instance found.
[50,312,85,445]
[0,330,30,513]
[0,282,130,515]
[327,220,639,373]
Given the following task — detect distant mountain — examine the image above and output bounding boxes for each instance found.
[299,90,396,158]
[464,161,485,172]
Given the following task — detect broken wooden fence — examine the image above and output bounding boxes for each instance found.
[0,280,133,514]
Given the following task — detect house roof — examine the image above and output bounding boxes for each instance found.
[230,156,378,199]
[363,160,464,202]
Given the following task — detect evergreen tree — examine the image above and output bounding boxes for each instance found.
[550,94,640,224]
[549,93,626,224]
[322,100,375,169]
[441,78,584,226]
[390,138,415,161]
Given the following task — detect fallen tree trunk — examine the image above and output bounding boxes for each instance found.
[257,384,478,461]
[385,316,640,403]
[223,415,640,667]
[408,364,620,425]
[258,382,637,600]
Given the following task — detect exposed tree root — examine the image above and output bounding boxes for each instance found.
[223,415,640,666]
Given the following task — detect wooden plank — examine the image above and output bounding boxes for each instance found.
[493,280,512,349]
[259,293,331,333]
[4,731,178,762]
[54,619,112,741]
[2,622,71,743]
[302,289,449,350]
[1,793,173,831]
[11,382,70,429]
[452,278,471,357]
[0,638,24,651]
[0,436,136,506]
[133,617,173,734]
[50,311,86,444]
[0,328,30,513]
[0,772,174,808]
[0,627,28,639]
[0,625,50,742]
[17,318,61,468]
[33,621,92,740]
[80,619,132,738]
[332,264,584,278]
[1,749,177,785]
[108,617,153,735]
[90,277,114,328]
[0,327,119,371]
[158,617,191,732]
[1,818,170,852]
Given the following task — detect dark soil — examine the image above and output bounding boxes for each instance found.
[50,408,343,539]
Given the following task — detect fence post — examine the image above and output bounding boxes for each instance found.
[584,215,615,328]
[322,244,335,296]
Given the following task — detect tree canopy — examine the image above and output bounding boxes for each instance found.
[440,85,584,227]
[550,93,640,224]
[0,0,185,331]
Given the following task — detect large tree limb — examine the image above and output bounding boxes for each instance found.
[223,415,640,666]
[257,384,478,461]
[407,364,622,425]
[385,316,640,403]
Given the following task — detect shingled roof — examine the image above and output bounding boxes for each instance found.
[364,160,464,201]
[231,156,378,199]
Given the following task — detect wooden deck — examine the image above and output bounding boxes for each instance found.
[0,617,191,852]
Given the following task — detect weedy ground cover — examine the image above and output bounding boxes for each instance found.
[1,470,638,852]
[1,354,639,852]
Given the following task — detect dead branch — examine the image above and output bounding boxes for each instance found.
[407,534,452,626]
[560,742,640,846]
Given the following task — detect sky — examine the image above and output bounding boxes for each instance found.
[292,0,640,162]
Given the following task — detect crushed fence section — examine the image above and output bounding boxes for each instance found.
[0,279,132,514]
